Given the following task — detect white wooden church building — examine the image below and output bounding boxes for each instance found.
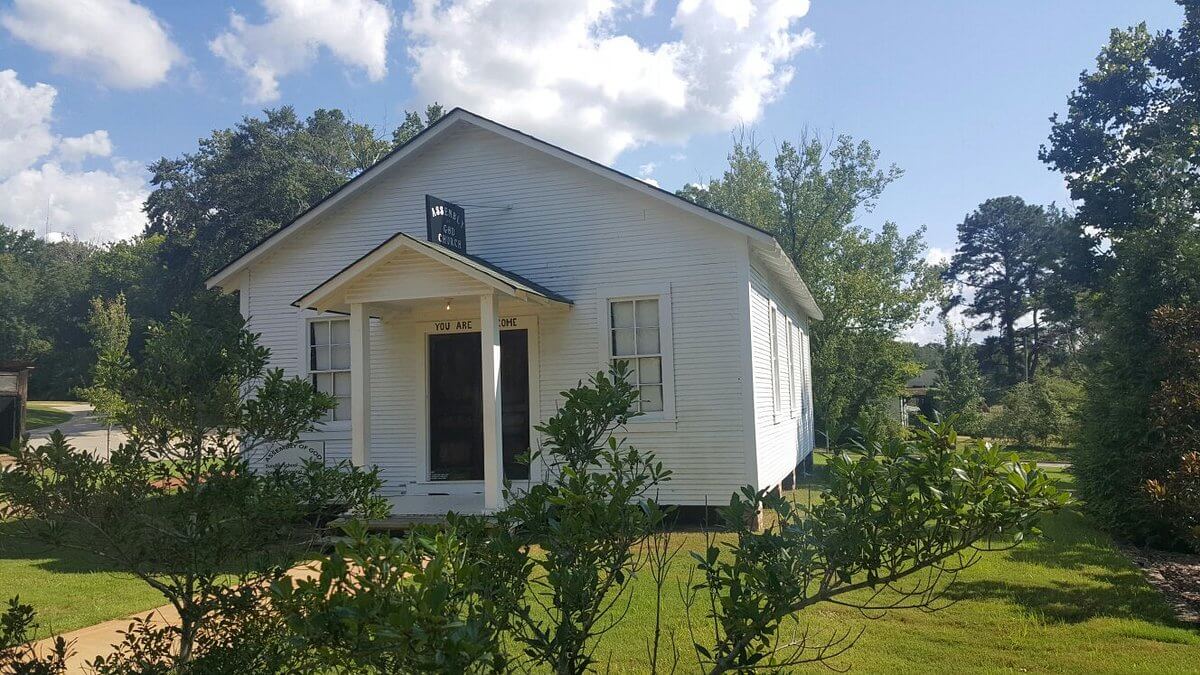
[207,108,821,515]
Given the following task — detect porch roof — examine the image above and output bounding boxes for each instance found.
[293,232,573,312]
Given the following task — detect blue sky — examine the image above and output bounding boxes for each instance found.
[0,1,1185,267]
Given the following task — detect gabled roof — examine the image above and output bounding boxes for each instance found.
[206,107,821,320]
[294,231,571,312]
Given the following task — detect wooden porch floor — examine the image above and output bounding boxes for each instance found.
[362,492,490,531]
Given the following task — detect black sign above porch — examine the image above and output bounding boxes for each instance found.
[425,195,466,254]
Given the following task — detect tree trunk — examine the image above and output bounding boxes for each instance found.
[1030,308,1041,378]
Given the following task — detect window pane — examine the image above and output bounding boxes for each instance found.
[639,357,661,385]
[640,385,663,412]
[612,328,636,356]
[314,345,331,371]
[334,372,351,397]
[635,299,659,327]
[611,301,635,328]
[636,327,659,354]
[611,358,636,384]
[315,372,334,394]
[330,320,350,345]
[312,321,330,347]
[331,344,350,370]
[334,397,351,421]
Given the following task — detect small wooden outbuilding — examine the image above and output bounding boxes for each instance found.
[0,361,33,448]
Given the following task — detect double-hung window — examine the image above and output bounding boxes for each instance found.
[609,297,665,414]
[309,318,351,421]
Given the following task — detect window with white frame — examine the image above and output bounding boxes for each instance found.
[769,306,781,413]
[309,318,351,421]
[609,297,665,414]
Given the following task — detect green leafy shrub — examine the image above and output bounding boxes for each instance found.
[0,597,69,675]
[1143,305,1200,551]
[0,312,385,669]
[500,362,672,674]
[690,418,1067,672]
[273,518,522,673]
[987,376,1081,449]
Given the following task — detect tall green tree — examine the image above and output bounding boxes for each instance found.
[944,197,1061,382]
[392,103,446,145]
[76,293,132,431]
[934,321,984,433]
[144,107,393,298]
[0,227,101,398]
[681,134,939,439]
[1040,0,1200,547]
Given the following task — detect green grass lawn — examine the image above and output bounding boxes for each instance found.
[0,521,165,636]
[24,402,74,431]
[594,459,1199,673]
[2,455,1197,673]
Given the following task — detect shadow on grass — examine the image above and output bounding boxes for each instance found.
[0,519,121,575]
[791,460,1177,628]
[945,509,1184,627]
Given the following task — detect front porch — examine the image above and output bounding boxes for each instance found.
[295,231,572,514]
[360,492,490,531]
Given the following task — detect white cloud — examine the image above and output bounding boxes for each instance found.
[0,161,147,243]
[403,0,815,163]
[638,162,657,176]
[211,0,393,103]
[1,0,183,89]
[0,70,146,242]
[0,70,56,179]
[924,246,951,266]
[639,177,661,187]
[58,130,113,164]
[902,244,996,344]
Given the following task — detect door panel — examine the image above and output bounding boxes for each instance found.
[429,332,483,480]
[500,330,530,480]
[428,330,530,481]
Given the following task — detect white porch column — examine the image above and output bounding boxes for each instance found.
[350,302,371,467]
[480,292,504,511]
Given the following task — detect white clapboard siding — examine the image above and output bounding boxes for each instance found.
[242,122,758,504]
[748,266,812,489]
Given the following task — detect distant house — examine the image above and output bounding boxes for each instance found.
[0,361,33,447]
[206,109,821,516]
[900,368,939,427]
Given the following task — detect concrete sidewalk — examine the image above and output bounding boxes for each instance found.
[31,565,321,673]
[34,604,179,673]
[26,402,128,460]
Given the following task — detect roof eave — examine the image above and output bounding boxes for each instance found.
[293,232,572,312]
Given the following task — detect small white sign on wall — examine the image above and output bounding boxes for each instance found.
[427,316,526,334]
[0,374,17,394]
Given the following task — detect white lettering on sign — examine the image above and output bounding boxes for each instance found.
[429,204,464,226]
[428,317,522,333]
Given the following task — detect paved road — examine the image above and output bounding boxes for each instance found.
[27,401,128,460]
